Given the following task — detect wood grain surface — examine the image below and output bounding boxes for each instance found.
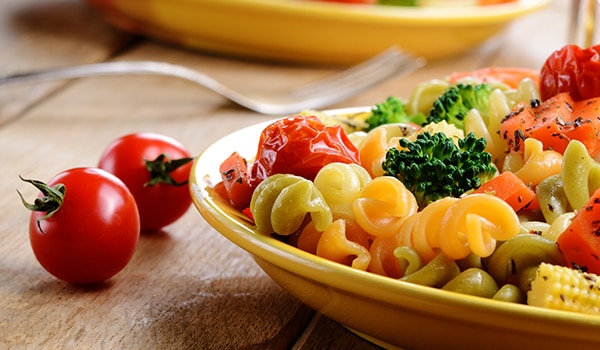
[0,1,572,349]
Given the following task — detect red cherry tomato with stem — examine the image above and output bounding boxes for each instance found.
[18,168,140,284]
[98,133,194,231]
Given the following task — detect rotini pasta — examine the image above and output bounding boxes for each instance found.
[502,138,563,187]
[397,194,520,262]
[250,174,332,235]
[352,176,418,238]
[536,174,572,224]
[486,233,565,294]
[405,78,450,116]
[562,140,600,210]
[463,78,539,168]
[313,162,372,218]
[315,218,371,271]
[397,197,458,262]
[400,253,460,288]
[358,124,416,177]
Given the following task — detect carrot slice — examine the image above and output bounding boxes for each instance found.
[500,92,600,159]
[472,171,536,213]
[557,187,600,274]
[219,151,254,209]
[447,67,539,89]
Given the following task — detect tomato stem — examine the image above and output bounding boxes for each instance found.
[144,153,193,187]
[17,175,66,233]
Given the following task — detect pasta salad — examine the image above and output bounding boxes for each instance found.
[215,44,600,316]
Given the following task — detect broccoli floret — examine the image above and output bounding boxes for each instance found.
[426,83,494,130]
[365,96,426,131]
[382,131,497,209]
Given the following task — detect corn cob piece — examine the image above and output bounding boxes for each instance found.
[528,263,600,315]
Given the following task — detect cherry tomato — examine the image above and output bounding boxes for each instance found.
[19,168,140,284]
[251,115,361,184]
[539,44,600,101]
[98,133,193,231]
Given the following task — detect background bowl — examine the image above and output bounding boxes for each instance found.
[190,114,600,350]
[84,0,551,65]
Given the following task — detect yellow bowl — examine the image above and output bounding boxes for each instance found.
[190,111,600,350]
[84,0,550,65]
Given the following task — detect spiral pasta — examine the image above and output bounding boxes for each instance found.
[397,197,458,262]
[562,140,600,210]
[316,218,371,271]
[464,78,539,168]
[486,233,565,294]
[503,138,563,187]
[397,194,520,262]
[250,174,332,235]
[536,174,572,224]
[313,162,371,218]
[358,124,416,177]
[352,176,418,238]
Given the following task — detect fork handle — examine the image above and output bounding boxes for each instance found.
[0,61,250,109]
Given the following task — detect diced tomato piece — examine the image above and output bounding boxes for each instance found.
[219,152,254,209]
[473,171,536,213]
[558,188,600,274]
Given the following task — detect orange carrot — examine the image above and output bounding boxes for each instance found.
[447,67,539,89]
[557,187,600,274]
[219,151,254,209]
[500,92,600,159]
[472,171,536,213]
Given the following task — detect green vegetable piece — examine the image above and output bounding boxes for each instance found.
[365,96,426,131]
[401,253,460,288]
[427,83,494,130]
[442,268,499,298]
[382,131,497,209]
[492,284,526,304]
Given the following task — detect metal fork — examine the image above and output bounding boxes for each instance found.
[0,48,424,115]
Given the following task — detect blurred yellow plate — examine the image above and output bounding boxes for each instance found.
[84,0,550,65]
[190,109,600,350]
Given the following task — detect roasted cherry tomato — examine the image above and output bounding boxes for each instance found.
[251,115,361,183]
[539,44,600,101]
[218,115,361,210]
[19,168,140,284]
[98,133,193,231]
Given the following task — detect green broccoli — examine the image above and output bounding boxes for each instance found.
[365,96,426,131]
[426,83,494,130]
[382,131,497,209]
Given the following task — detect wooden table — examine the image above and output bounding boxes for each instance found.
[0,1,574,349]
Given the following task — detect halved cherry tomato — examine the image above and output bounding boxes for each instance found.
[19,168,140,284]
[98,133,193,231]
[539,44,600,101]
